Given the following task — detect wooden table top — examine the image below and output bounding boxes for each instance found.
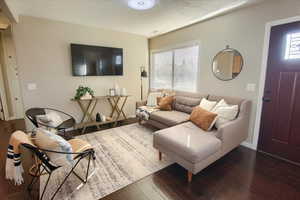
[71,95,131,101]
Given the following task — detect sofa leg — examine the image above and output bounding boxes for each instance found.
[159,151,162,161]
[187,171,193,183]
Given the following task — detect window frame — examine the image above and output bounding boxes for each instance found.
[150,42,201,93]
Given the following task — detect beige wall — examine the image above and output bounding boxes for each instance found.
[149,0,300,144]
[13,16,149,128]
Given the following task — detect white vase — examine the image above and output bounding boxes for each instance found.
[100,114,106,122]
[121,88,127,96]
[81,93,92,100]
[114,83,119,96]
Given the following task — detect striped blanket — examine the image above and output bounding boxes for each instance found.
[6,131,35,185]
[136,106,159,120]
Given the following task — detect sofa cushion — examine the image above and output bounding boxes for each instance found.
[150,110,190,126]
[173,96,202,114]
[154,122,221,163]
[208,95,244,107]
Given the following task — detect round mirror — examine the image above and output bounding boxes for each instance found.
[212,47,243,81]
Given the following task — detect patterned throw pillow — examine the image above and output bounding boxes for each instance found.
[31,128,73,166]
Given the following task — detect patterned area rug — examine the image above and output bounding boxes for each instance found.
[40,123,173,199]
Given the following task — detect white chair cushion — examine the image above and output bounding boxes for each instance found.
[36,111,63,127]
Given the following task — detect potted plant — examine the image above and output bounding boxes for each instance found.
[74,86,95,100]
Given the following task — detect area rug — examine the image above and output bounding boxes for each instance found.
[40,123,173,200]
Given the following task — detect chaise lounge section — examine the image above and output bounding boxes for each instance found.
[137,91,251,182]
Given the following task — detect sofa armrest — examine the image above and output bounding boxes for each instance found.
[136,100,147,109]
[218,100,251,154]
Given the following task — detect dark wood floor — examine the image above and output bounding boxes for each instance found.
[0,119,35,200]
[1,119,300,200]
[102,146,300,200]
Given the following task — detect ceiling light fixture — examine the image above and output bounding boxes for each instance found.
[128,0,156,10]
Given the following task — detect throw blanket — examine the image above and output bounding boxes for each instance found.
[6,130,35,185]
[136,106,159,120]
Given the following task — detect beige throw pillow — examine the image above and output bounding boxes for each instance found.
[199,98,217,111]
[190,107,218,131]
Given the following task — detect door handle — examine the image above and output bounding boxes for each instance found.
[262,97,271,102]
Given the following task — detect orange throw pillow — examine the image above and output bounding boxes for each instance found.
[157,97,162,105]
[158,96,174,111]
[190,107,218,131]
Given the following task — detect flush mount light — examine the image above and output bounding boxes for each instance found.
[128,0,156,10]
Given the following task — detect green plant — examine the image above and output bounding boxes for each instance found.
[74,85,94,100]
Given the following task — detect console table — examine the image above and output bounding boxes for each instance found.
[72,95,130,133]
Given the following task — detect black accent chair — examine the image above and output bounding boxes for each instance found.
[23,143,96,200]
[25,108,76,138]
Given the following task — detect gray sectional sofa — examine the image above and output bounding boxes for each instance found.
[136,91,251,182]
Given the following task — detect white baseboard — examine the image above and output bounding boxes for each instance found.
[241,141,256,150]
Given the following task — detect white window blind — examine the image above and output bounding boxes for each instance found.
[151,45,199,92]
[151,51,173,89]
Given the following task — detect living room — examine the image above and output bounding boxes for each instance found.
[1,0,300,199]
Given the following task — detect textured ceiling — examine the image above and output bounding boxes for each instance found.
[7,0,263,37]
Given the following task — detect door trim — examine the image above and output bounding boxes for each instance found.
[253,15,300,150]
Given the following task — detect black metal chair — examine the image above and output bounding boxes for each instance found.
[25,108,76,138]
[23,143,96,200]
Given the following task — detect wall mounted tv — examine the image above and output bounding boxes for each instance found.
[71,44,123,76]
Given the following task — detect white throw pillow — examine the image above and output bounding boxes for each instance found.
[146,92,163,107]
[212,99,238,129]
[36,112,63,127]
[211,99,227,112]
[199,98,217,111]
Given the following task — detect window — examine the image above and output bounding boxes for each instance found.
[151,45,199,92]
[285,32,300,60]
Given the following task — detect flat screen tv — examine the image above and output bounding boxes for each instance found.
[71,44,123,76]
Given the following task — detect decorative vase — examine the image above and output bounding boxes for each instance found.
[109,88,115,96]
[114,83,119,96]
[80,92,92,100]
[121,88,127,96]
[100,114,106,122]
[96,113,102,122]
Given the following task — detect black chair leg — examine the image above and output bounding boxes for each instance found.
[85,154,91,182]
[72,152,93,183]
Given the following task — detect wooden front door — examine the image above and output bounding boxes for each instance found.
[258,21,300,164]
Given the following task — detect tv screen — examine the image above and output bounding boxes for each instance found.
[71,44,123,76]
